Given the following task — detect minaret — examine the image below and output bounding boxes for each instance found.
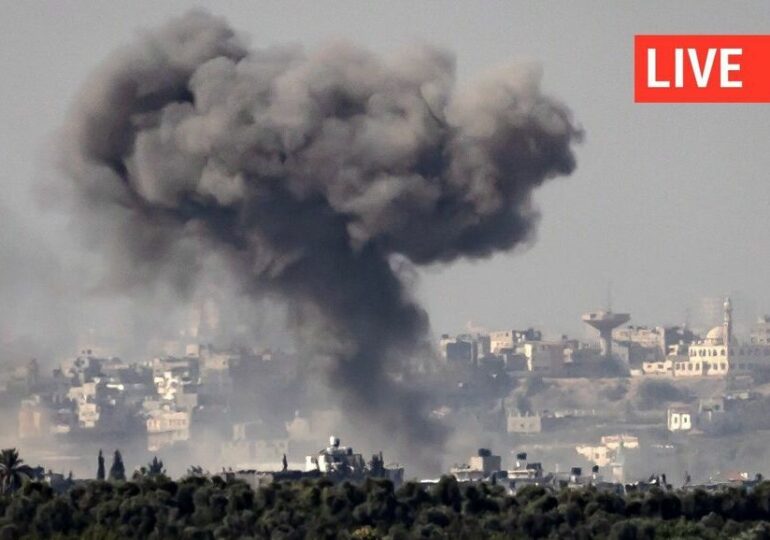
[723,297,733,349]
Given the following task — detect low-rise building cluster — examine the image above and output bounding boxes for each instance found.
[5,295,770,485]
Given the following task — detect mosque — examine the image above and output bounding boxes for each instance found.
[674,298,770,377]
[642,298,770,377]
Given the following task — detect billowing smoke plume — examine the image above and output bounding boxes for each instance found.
[60,11,581,465]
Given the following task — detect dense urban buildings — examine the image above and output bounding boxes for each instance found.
[3,295,770,488]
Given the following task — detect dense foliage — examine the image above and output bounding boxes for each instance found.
[108,451,126,483]
[2,474,770,539]
[0,450,33,496]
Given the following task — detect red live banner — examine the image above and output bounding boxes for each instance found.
[635,35,770,103]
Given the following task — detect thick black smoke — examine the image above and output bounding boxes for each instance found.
[60,11,581,465]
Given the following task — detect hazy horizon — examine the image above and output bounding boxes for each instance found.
[2,1,770,354]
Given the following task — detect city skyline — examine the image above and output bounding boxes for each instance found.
[3,5,770,537]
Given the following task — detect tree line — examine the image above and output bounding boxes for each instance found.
[2,447,770,538]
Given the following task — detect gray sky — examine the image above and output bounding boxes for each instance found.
[1,0,769,345]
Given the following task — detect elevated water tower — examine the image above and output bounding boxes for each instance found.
[582,310,630,358]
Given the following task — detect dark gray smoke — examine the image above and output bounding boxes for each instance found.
[60,11,581,466]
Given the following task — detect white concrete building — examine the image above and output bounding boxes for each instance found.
[641,358,674,376]
[519,341,566,373]
[613,325,666,362]
[489,329,541,354]
[146,408,191,434]
[575,444,613,467]
[576,434,638,467]
[305,436,365,473]
[687,298,770,376]
[67,382,98,404]
[450,448,502,481]
[641,298,770,378]
[146,407,191,451]
[77,402,100,429]
[667,406,693,431]
[600,434,639,450]
[685,324,730,376]
[469,449,502,476]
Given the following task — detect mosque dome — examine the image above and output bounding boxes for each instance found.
[705,326,724,342]
[705,326,735,345]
